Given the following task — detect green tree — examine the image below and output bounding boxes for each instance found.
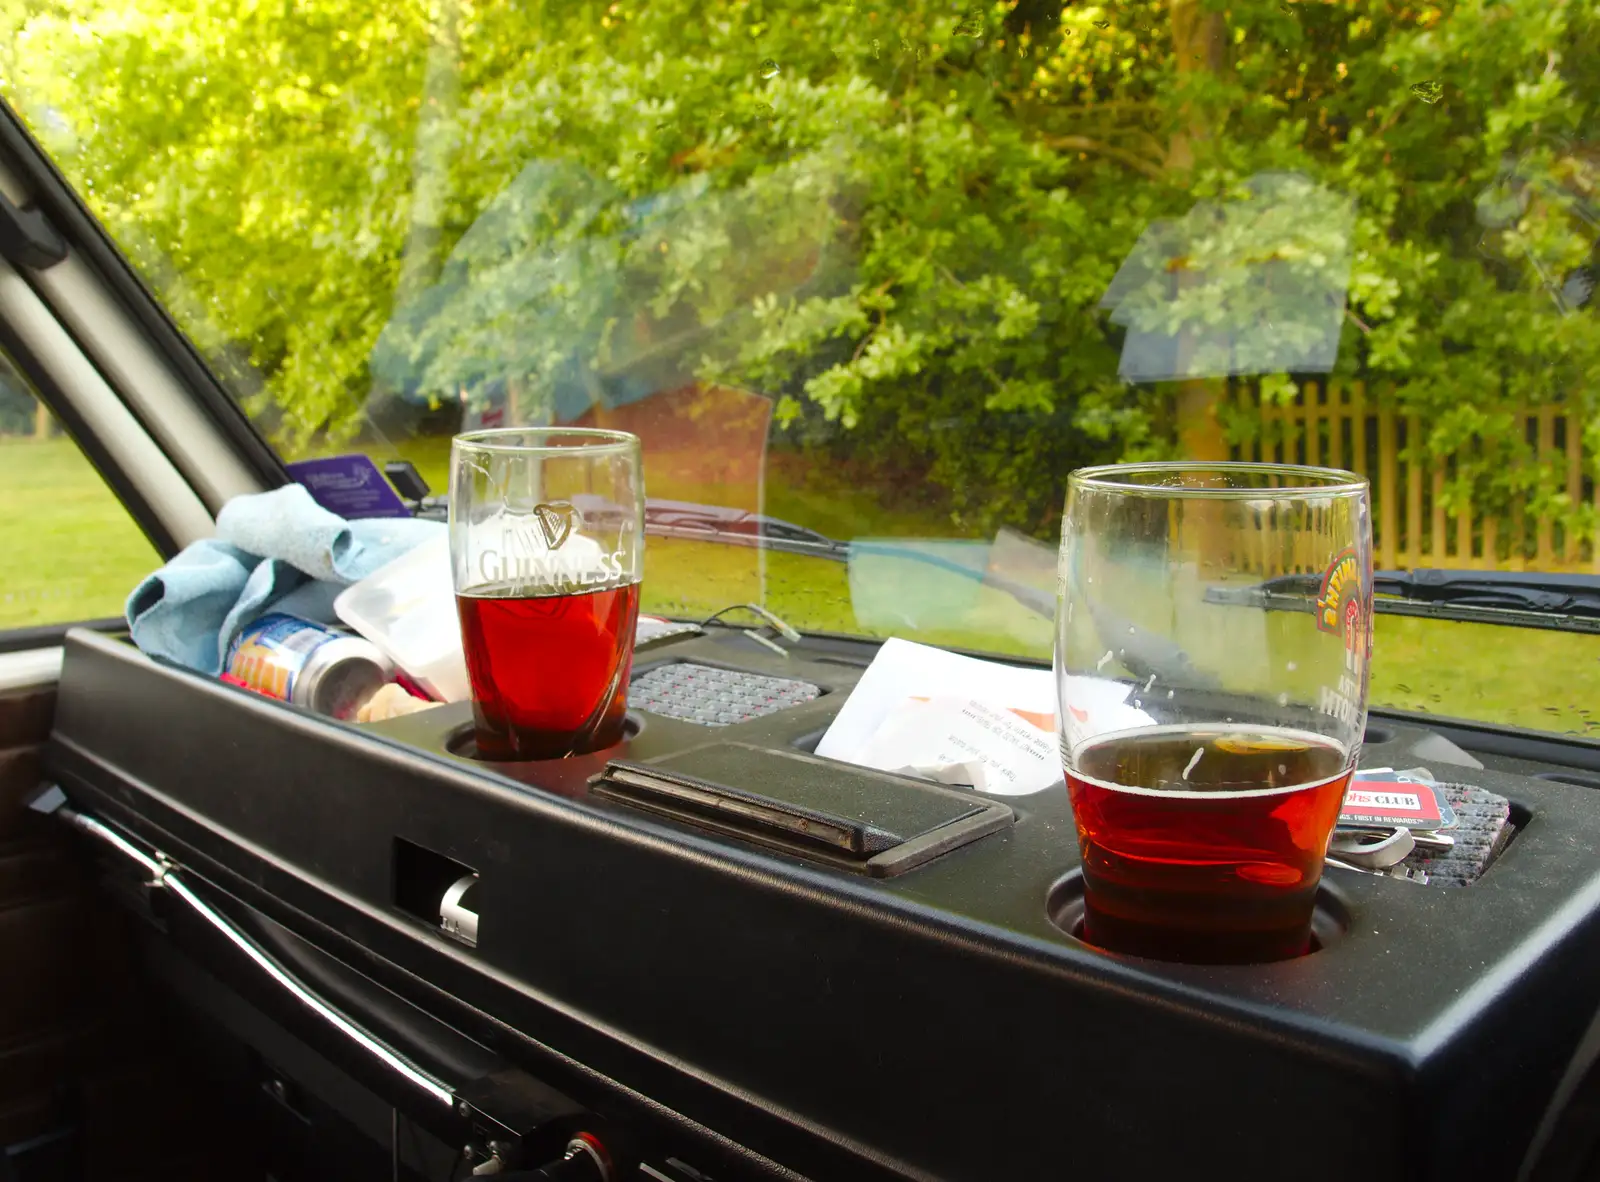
[3,0,1597,539]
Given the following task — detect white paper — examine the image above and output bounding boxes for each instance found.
[816,638,1056,761]
[853,696,1061,796]
[817,637,1159,794]
[637,615,702,644]
[1058,674,1162,751]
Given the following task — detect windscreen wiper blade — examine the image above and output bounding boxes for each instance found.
[1372,569,1600,614]
[1206,568,1600,633]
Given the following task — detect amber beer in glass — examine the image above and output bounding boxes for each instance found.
[1056,463,1372,963]
[450,429,645,760]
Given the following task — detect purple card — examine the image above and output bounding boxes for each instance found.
[287,453,413,519]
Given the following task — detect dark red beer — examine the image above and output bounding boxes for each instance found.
[1067,726,1350,963]
[456,581,641,760]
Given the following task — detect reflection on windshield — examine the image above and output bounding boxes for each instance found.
[3,0,1599,736]
[1099,172,1354,383]
[369,151,843,427]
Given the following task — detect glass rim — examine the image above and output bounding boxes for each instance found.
[452,426,640,456]
[1069,461,1368,500]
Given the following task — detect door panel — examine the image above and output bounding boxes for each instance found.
[0,684,81,1159]
[0,685,248,1180]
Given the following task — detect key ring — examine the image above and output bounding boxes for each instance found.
[1328,825,1416,869]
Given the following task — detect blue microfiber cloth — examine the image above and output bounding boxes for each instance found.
[126,483,443,675]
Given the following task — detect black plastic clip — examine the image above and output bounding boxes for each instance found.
[0,189,67,270]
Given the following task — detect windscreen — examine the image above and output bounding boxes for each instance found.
[2,0,1597,735]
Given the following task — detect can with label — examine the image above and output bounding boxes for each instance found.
[224,613,394,719]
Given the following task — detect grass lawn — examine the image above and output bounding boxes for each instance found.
[0,436,159,630]
[13,429,1600,741]
[1368,615,1600,739]
[1061,558,1600,739]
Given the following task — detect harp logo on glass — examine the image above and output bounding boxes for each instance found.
[526,501,576,549]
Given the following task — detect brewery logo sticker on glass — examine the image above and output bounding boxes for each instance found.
[1314,546,1365,642]
[287,454,412,519]
[1313,545,1370,730]
[1342,770,1457,830]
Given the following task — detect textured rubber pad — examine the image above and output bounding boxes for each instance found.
[1406,783,1514,886]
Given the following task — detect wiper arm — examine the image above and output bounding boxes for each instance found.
[643,500,1056,620]
[1206,568,1600,634]
[642,499,849,560]
[1087,598,1218,688]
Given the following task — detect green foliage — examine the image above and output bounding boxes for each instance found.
[2,0,1598,541]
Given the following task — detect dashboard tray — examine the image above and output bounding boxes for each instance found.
[40,626,1600,1182]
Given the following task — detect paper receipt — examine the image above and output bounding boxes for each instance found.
[851,696,1062,796]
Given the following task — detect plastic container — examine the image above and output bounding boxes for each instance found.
[333,533,472,702]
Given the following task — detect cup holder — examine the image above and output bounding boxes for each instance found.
[1363,725,1398,745]
[447,712,644,762]
[1045,870,1350,964]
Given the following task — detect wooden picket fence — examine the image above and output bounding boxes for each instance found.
[1226,380,1598,573]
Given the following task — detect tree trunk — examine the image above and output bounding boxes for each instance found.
[1166,0,1226,173]
[376,0,460,414]
[395,0,461,307]
[1168,0,1229,461]
[1176,381,1229,461]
